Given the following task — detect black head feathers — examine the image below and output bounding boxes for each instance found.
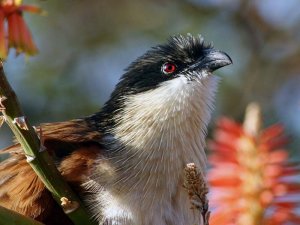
[126,34,212,73]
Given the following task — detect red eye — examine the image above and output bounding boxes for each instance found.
[162,62,176,74]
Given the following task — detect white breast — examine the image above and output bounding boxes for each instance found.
[89,74,219,225]
[114,75,218,171]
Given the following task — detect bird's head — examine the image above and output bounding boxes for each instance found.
[112,34,231,96]
[96,34,232,133]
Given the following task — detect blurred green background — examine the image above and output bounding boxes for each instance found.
[1,0,300,156]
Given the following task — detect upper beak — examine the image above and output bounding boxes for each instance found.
[192,49,232,72]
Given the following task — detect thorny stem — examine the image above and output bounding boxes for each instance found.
[0,62,96,225]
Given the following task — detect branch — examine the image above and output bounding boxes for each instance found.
[0,206,44,225]
[0,62,96,225]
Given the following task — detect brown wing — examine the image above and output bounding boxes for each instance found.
[40,119,102,142]
[0,119,103,225]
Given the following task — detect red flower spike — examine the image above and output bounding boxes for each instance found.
[7,13,20,49]
[217,117,244,136]
[260,124,285,142]
[268,150,288,163]
[14,11,38,55]
[19,5,42,14]
[0,0,40,58]
[208,103,300,225]
[0,11,7,58]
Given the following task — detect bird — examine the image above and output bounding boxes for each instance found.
[0,34,232,225]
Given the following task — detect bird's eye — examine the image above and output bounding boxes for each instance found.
[162,62,176,75]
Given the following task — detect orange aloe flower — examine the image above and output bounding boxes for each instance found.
[208,103,300,225]
[0,0,41,58]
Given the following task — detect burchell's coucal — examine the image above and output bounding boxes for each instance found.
[0,34,232,225]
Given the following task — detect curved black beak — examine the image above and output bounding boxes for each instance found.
[192,49,232,72]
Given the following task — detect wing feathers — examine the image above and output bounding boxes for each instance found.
[0,119,102,224]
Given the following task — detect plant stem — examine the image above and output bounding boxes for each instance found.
[0,62,97,225]
[0,206,45,225]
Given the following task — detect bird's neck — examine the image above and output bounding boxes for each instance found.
[115,76,217,161]
[104,76,219,184]
[88,76,219,224]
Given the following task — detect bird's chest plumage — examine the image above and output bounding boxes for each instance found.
[86,76,218,225]
[89,144,204,225]
[93,155,202,225]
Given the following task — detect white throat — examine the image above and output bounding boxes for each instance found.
[90,75,219,225]
[114,75,218,170]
